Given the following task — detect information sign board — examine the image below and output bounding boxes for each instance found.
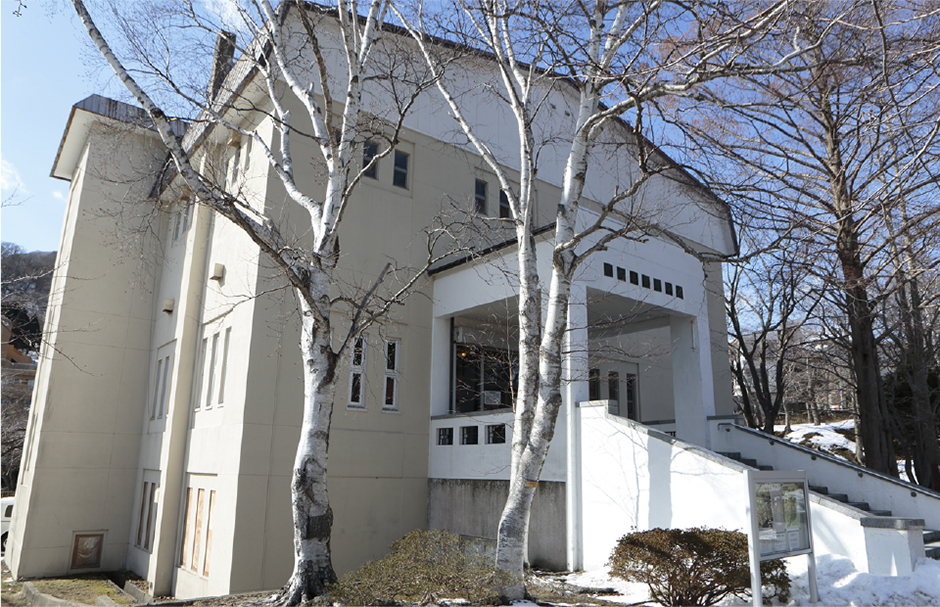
[745,470,818,606]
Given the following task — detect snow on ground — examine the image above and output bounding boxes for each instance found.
[777,419,857,455]
[558,556,940,606]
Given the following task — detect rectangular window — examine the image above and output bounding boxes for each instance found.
[608,371,620,416]
[665,282,674,296]
[136,482,149,547]
[349,336,366,408]
[653,278,662,292]
[203,490,216,576]
[438,427,454,445]
[589,368,600,401]
[145,482,157,550]
[205,332,219,409]
[384,339,400,409]
[617,267,626,282]
[603,263,614,277]
[499,190,511,218]
[393,151,409,189]
[151,359,163,419]
[474,179,487,214]
[217,328,231,405]
[641,275,651,289]
[194,338,208,411]
[460,425,478,445]
[180,488,192,566]
[486,424,506,444]
[454,344,516,413]
[363,141,378,179]
[629,271,639,285]
[625,374,638,420]
[191,488,205,571]
[158,355,170,418]
[676,285,684,299]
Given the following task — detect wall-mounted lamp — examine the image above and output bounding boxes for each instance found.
[163,299,175,314]
[209,263,225,281]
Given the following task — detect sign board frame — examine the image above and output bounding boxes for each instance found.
[744,469,818,606]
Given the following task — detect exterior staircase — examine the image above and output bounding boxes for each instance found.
[718,450,940,561]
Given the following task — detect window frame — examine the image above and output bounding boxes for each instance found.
[348,336,367,409]
[383,338,400,410]
[392,150,409,189]
[474,178,487,214]
[363,141,379,179]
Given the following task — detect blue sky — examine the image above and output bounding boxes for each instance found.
[1,1,104,252]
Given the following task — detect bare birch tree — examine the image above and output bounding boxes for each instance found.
[668,0,940,477]
[70,0,441,602]
[395,0,838,594]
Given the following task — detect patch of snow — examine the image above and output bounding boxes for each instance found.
[564,555,940,607]
[777,420,857,456]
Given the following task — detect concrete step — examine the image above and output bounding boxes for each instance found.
[868,509,893,517]
[927,545,940,560]
[718,451,741,460]
[848,501,871,511]
[740,458,759,467]
[828,493,850,503]
[809,485,829,495]
[924,530,940,543]
[757,464,774,471]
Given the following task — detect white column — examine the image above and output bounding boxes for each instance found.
[564,283,589,571]
[429,316,452,416]
[670,305,716,448]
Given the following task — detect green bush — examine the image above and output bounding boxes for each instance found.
[327,529,515,605]
[607,527,790,607]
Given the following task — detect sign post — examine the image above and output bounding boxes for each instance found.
[745,470,818,606]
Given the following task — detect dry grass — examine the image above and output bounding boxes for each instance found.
[31,577,134,605]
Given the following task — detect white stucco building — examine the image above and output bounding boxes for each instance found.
[8,4,936,600]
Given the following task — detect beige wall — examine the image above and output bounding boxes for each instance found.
[9,121,166,580]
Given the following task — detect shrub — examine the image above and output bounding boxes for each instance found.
[607,527,790,607]
[327,529,515,605]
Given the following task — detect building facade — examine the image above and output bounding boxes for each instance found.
[7,8,748,599]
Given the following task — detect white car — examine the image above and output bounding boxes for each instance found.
[1,496,13,554]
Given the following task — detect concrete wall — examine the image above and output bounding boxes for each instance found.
[714,423,940,529]
[8,120,166,580]
[577,404,924,575]
[428,478,566,570]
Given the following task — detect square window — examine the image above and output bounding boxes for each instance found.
[603,263,614,277]
[71,533,104,569]
[363,141,378,179]
[629,271,639,285]
[438,427,454,445]
[475,179,487,214]
[460,425,479,445]
[665,282,673,295]
[653,278,662,292]
[486,424,506,444]
[499,190,511,218]
[676,285,684,299]
[641,275,651,289]
[393,150,409,189]
[617,267,626,281]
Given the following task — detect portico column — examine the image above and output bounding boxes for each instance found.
[670,304,716,448]
[564,282,588,571]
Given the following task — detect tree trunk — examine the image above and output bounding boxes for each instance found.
[281,277,339,606]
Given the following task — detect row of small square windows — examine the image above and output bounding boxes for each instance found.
[603,263,683,299]
[437,424,506,445]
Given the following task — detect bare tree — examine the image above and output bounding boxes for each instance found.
[70,0,442,602]
[726,230,822,434]
[667,1,940,477]
[395,0,838,594]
